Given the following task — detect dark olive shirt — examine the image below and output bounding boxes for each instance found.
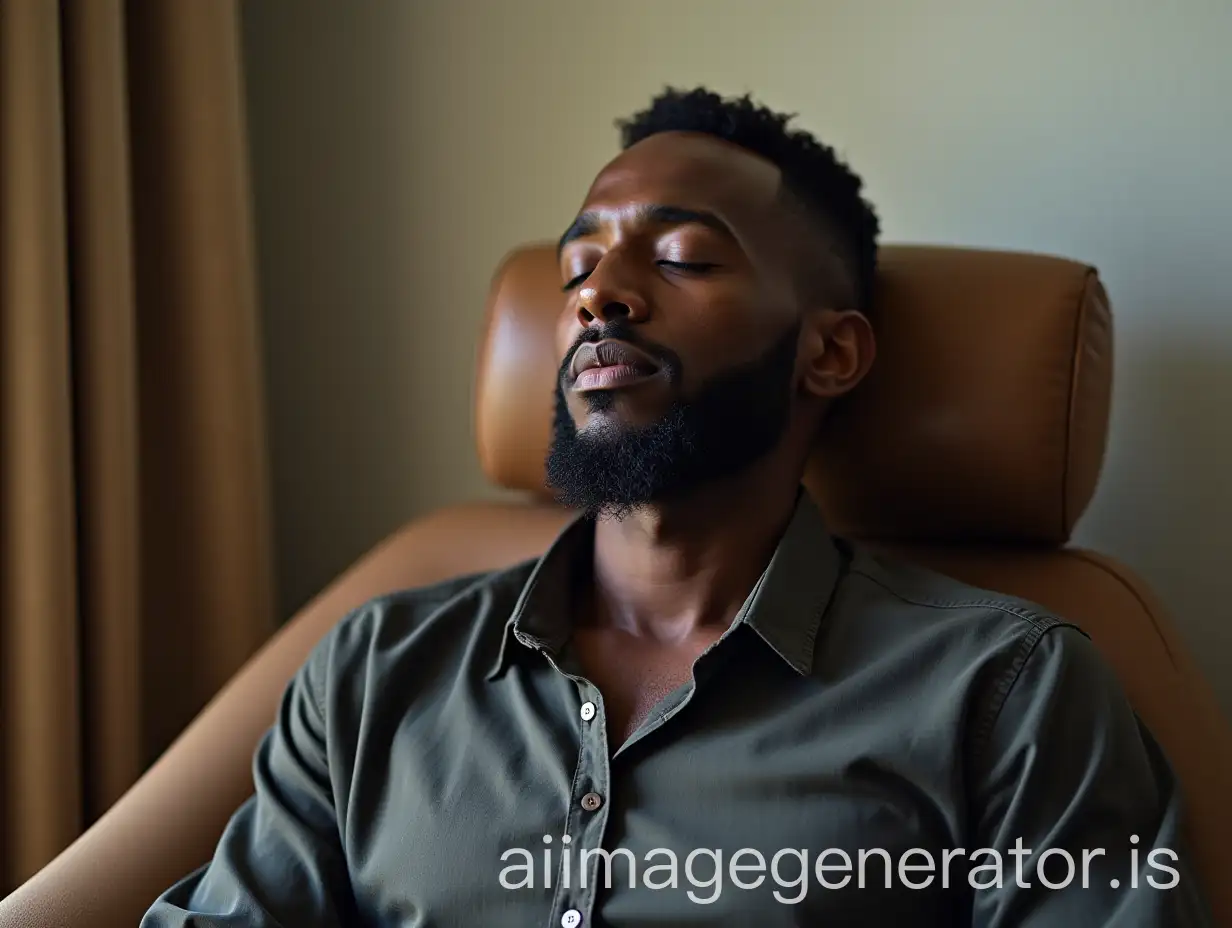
[143,492,1211,927]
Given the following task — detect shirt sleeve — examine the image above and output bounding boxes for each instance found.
[969,622,1212,927]
[140,638,358,927]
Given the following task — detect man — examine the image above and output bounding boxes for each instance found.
[144,88,1210,926]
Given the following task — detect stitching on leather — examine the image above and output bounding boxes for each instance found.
[1067,549,1180,670]
[1060,272,1093,538]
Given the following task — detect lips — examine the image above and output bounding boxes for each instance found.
[570,339,661,381]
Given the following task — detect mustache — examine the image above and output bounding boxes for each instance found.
[559,322,682,382]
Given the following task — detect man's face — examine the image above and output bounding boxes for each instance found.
[545,131,817,515]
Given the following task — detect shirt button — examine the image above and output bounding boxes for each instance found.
[561,909,583,928]
[580,701,596,721]
[580,791,603,812]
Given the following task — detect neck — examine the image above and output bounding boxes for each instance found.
[586,456,802,643]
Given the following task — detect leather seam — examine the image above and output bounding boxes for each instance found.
[1066,549,1181,671]
[1060,271,1094,539]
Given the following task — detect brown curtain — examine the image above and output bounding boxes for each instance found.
[0,0,274,892]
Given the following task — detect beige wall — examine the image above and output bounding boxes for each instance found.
[242,0,1232,713]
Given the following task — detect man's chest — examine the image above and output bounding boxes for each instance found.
[340,652,964,927]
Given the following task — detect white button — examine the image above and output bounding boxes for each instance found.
[580,701,596,721]
[561,909,583,928]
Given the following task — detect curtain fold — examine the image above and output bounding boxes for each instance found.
[0,0,275,892]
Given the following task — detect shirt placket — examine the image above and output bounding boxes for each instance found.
[535,652,612,928]
[521,601,751,927]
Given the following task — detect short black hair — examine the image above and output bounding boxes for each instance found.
[617,87,879,313]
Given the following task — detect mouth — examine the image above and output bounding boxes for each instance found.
[569,339,663,392]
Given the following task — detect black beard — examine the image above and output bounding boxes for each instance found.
[544,320,801,519]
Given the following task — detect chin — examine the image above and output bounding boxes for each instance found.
[573,388,673,430]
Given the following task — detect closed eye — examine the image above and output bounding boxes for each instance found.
[658,260,719,274]
[562,261,720,292]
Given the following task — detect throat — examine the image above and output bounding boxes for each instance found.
[568,624,724,747]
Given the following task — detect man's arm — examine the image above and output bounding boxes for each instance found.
[969,622,1210,926]
[141,639,357,927]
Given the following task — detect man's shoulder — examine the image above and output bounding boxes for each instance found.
[308,557,540,684]
[824,543,1118,754]
[839,543,1079,643]
[823,543,1096,704]
[844,546,1062,627]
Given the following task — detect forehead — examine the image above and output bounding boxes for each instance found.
[581,131,786,225]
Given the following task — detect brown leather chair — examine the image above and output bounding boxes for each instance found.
[3,244,1230,927]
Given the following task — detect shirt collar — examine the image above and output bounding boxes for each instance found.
[485,510,589,680]
[486,488,845,680]
[739,488,845,674]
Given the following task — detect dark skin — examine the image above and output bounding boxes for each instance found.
[556,131,876,746]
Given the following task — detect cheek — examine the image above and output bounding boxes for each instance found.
[665,272,780,331]
[663,286,782,383]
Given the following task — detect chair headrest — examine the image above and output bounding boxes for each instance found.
[475,244,1112,544]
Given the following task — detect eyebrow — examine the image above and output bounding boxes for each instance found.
[556,204,736,257]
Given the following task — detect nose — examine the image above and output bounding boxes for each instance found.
[574,251,650,327]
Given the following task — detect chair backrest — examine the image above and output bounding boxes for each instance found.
[3,244,1229,928]
[478,244,1111,543]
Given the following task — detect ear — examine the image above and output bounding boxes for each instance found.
[797,308,876,400]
